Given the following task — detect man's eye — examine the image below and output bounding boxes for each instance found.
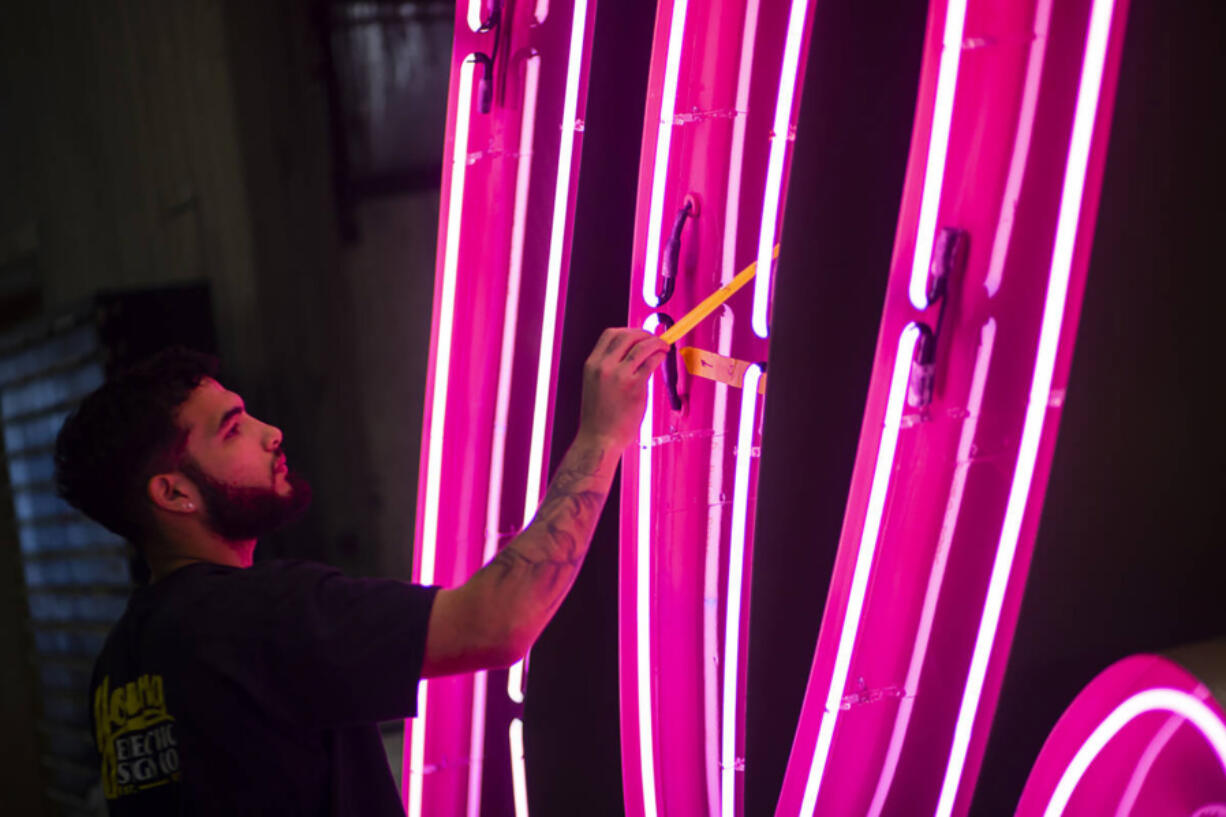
[226,423,240,438]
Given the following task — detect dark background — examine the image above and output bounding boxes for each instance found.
[2,0,1222,814]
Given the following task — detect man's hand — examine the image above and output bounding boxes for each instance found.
[421,327,668,678]
[579,328,669,448]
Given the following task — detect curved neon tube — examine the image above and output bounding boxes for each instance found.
[1111,707,1188,817]
[934,1,1119,813]
[865,317,996,817]
[907,0,969,311]
[636,313,663,815]
[535,0,549,24]
[409,55,478,817]
[721,364,764,817]
[641,0,690,308]
[721,0,762,289]
[752,0,810,338]
[799,323,922,815]
[467,0,484,33]
[1044,688,1226,817]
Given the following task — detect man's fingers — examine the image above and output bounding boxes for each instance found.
[625,337,669,373]
[633,345,669,375]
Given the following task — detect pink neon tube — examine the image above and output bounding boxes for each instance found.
[773,1,1130,814]
[935,1,1120,812]
[408,1,600,814]
[1017,653,1226,816]
[619,1,818,815]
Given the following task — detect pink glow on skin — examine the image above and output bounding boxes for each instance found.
[721,364,764,817]
[752,0,810,338]
[641,0,689,308]
[984,0,1053,297]
[1044,688,1226,817]
[407,55,477,817]
[799,323,922,814]
[935,0,1119,812]
[907,0,969,311]
[865,318,996,817]
[635,312,663,817]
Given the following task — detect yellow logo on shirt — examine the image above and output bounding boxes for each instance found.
[94,674,180,799]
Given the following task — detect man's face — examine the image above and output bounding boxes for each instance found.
[175,378,311,541]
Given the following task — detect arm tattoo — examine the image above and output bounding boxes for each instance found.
[477,442,612,611]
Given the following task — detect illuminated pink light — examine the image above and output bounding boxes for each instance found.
[721,0,761,288]
[799,323,922,814]
[703,307,735,817]
[1111,706,1188,817]
[636,313,663,816]
[752,0,810,338]
[524,0,591,524]
[721,364,764,817]
[467,0,484,32]
[641,0,689,308]
[510,718,531,817]
[907,0,969,311]
[984,0,1054,297]
[707,5,759,810]
[865,317,996,817]
[534,0,549,24]
[408,55,477,817]
[935,1,1119,813]
[468,52,541,817]
[1044,688,1226,817]
[508,660,526,704]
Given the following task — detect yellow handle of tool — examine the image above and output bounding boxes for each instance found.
[659,244,780,346]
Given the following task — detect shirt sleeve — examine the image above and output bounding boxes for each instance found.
[196,560,440,729]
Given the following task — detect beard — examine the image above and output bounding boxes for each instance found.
[180,458,312,542]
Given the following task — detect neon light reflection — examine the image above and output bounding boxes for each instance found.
[636,312,663,816]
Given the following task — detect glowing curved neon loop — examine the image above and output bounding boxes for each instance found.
[468,0,483,32]
[934,1,1118,812]
[752,0,809,338]
[408,54,478,817]
[907,0,969,311]
[1111,707,1187,817]
[641,0,690,308]
[1044,688,1226,817]
[799,323,922,814]
[636,312,663,816]
[865,317,996,817]
[721,364,764,817]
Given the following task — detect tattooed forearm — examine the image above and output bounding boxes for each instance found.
[471,432,620,646]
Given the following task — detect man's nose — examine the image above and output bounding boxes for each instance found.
[263,423,283,451]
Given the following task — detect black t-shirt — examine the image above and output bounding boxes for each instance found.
[89,559,439,816]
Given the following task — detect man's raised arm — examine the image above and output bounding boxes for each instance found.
[422,328,668,677]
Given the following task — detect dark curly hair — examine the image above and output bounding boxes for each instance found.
[54,348,218,547]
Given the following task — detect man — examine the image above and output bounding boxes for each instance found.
[54,328,668,815]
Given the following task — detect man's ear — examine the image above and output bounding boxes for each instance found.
[147,473,199,515]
